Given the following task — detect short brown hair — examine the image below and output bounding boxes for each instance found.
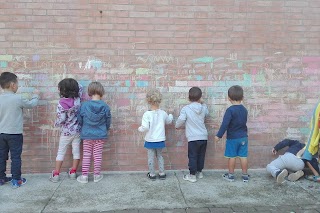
[88,81,105,97]
[146,89,162,105]
[228,85,244,101]
[0,72,17,89]
[189,87,202,102]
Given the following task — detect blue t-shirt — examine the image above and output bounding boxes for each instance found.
[216,104,248,139]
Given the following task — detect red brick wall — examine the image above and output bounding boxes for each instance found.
[0,1,319,173]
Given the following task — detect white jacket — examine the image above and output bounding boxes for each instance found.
[138,109,173,142]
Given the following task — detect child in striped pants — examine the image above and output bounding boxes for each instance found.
[77,82,111,183]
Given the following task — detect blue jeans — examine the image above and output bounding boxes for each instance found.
[0,134,23,180]
[188,140,207,175]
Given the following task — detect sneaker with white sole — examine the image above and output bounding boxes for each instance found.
[11,178,27,189]
[196,172,203,179]
[49,171,60,183]
[222,173,235,182]
[276,169,288,184]
[94,174,103,183]
[183,174,197,183]
[287,170,304,182]
[242,174,250,183]
[77,175,88,183]
[68,168,77,180]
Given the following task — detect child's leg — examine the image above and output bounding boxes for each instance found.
[155,148,164,174]
[55,135,73,173]
[92,139,104,175]
[228,158,236,173]
[237,138,249,174]
[196,140,207,173]
[224,139,237,174]
[306,159,320,176]
[188,141,198,175]
[70,135,81,172]
[82,139,93,176]
[266,156,286,177]
[54,161,63,173]
[0,134,9,180]
[239,158,248,174]
[7,134,23,180]
[147,149,156,176]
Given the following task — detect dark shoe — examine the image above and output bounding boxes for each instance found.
[159,173,166,180]
[242,174,250,183]
[0,177,12,186]
[147,172,156,181]
[222,173,235,182]
[11,178,27,189]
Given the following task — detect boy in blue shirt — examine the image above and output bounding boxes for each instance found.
[215,85,249,182]
[0,72,39,188]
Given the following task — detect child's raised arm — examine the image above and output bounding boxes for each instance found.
[175,108,186,129]
[166,113,173,125]
[20,89,40,109]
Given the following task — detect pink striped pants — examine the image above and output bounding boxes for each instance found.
[82,139,105,176]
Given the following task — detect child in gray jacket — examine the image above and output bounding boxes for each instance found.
[175,87,209,183]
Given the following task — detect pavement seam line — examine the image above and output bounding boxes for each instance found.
[295,180,319,201]
[40,174,66,213]
[174,171,189,208]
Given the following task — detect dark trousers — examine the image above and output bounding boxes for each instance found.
[0,133,23,180]
[188,140,207,175]
[303,158,320,174]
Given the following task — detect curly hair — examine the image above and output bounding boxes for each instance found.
[146,89,162,105]
[58,78,79,98]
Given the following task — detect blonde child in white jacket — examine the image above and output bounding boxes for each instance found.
[138,89,173,180]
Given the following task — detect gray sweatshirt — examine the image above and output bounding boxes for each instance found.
[175,102,209,142]
[0,90,39,134]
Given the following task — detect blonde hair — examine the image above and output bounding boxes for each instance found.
[88,81,105,97]
[146,89,162,105]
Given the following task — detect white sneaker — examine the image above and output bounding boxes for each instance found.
[287,170,304,182]
[94,174,103,183]
[49,171,60,183]
[276,169,288,184]
[77,175,88,183]
[196,172,203,179]
[183,174,197,183]
[68,168,77,180]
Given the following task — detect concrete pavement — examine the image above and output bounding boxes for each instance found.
[1,170,320,213]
